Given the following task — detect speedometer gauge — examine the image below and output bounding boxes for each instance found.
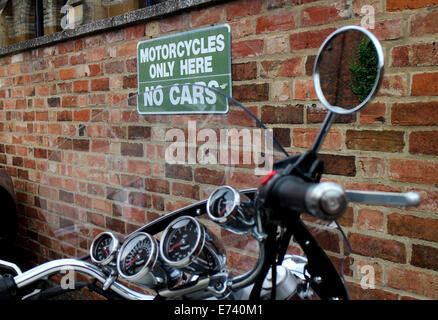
[90,232,119,265]
[160,216,226,275]
[117,232,167,288]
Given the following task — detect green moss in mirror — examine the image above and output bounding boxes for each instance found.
[348,37,378,102]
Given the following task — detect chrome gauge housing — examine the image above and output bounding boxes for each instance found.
[207,186,255,234]
[90,232,119,266]
[160,216,226,275]
[117,232,168,288]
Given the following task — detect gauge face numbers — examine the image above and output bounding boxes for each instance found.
[90,232,118,265]
[207,186,237,219]
[118,233,156,279]
[162,216,201,265]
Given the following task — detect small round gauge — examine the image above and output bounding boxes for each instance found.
[207,186,238,220]
[160,216,226,274]
[90,232,119,265]
[161,216,202,265]
[117,232,160,285]
[207,186,255,234]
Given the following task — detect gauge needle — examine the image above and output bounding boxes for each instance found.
[219,205,229,217]
[126,257,137,267]
[170,241,183,251]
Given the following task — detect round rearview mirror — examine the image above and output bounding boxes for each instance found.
[313,26,384,115]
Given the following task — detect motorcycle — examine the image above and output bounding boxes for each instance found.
[0,26,421,301]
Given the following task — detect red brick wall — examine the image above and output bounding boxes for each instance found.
[1,0,438,300]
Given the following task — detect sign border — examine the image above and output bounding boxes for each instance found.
[136,24,232,115]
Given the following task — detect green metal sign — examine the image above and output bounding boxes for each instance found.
[137,25,231,114]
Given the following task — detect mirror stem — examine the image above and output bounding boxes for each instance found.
[311,111,335,154]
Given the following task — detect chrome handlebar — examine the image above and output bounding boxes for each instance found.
[13,259,154,300]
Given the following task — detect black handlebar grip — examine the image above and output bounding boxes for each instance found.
[270,175,347,220]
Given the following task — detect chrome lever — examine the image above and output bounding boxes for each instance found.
[346,190,421,207]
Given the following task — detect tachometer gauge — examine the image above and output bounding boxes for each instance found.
[117,232,167,288]
[160,216,226,275]
[90,232,119,265]
[207,186,255,234]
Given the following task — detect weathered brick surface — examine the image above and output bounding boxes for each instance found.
[1,0,438,300]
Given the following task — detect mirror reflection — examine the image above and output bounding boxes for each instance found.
[318,30,379,110]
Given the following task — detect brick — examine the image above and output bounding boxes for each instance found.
[266,36,288,55]
[293,128,342,150]
[121,142,144,157]
[411,244,438,272]
[123,75,137,89]
[359,103,386,124]
[124,24,145,40]
[59,68,75,80]
[159,15,188,33]
[58,41,75,54]
[191,6,223,27]
[226,0,263,20]
[358,157,385,178]
[389,159,438,184]
[346,130,404,152]
[273,128,291,147]
[261,105,303,124]
[348,233,406,263]
[409,189,438,214]
[61,96,77,108]
[293,79,317,100]
[388,0,438,10]
[390,45,410,67]
[73,80,89,93]
[409,131,438,156]
[372,19,402,40]
[87,48,108,62]
[91,78,110,91]
[121,175,143,188]
[412,73,438,96]
[231,62,257,81]
[379,75,407,97]
[392,102,438,126]
[74,109,90,122]
[411,9,438,37]
[319,154,356,176]
[387,266,438,299]
[300,3,344,27]
[129,191,151,208]
[73,139,89,152]
[388,213,438,242]
[194,168,225,185]
[231,39,264,59]
[165,164,193,181]
[357,208,384,231]
[105,61,124,74]
[410,42,438,66]
[128,126,151,140]
[172,182,200,200]
[57,110,72,121]
[117,41,137,57]
[228,19,254,39]
[277,57,302,77]
[290,28,336,51]
[232,83,269,102]
[145,178,169,194]
[256,12,295,34]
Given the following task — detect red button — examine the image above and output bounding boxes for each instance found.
[261,170,278,186]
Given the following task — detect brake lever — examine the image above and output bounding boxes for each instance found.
[346,190,421,207]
